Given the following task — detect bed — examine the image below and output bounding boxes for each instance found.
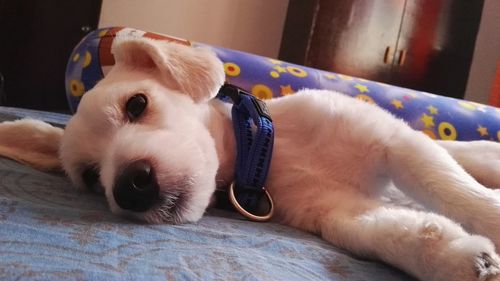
[0,107,417,281]
[1,27,498,280]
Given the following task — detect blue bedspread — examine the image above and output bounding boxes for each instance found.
[0,106,415,280]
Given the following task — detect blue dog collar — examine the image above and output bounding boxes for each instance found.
[216,84,275,221]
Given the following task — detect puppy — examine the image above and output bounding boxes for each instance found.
[2,36,500,281]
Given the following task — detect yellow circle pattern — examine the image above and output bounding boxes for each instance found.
[224,62,241,77]
[83,51,92,68]
[69,80,85,97]
[438,122,457,140]
[98,30,108,37]
[252,84,273,100]
[286,66,308,78]
[422,129,437,139]
[355,94,376,105]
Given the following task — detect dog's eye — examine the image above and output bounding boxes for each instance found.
[82,167,101,192]
[125,93,148,121]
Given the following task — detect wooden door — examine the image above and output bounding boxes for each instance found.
[280,0,406,83]
[279,0,484,98]
[306,0,406,83]
[0,0,102,112]
[391,0,484,98]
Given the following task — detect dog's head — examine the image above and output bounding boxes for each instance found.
[0,37,227,224]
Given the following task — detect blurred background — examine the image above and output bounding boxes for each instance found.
[0,0,498,112]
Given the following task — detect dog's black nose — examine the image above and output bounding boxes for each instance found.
[113,160,159,212]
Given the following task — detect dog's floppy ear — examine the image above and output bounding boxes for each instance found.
[112,36,225,102]
[0,119,63,171]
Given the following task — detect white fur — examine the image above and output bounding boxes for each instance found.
[1,37,500,280]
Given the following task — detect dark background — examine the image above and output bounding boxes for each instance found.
[280,0,484,99]
[0,0,102,112]
[0,0,486,111]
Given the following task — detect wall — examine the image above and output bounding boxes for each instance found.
[464,0,500,103]
[99,0,289,58]
[100,0,499,103]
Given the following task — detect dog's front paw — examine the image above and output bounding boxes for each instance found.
[475,252,500,281]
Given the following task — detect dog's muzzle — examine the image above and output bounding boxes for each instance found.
[113,160,160,212]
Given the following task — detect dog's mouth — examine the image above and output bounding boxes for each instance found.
[139,190,188,224]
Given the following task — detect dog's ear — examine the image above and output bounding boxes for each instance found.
[112,37,225,103]
[0,119,63,171]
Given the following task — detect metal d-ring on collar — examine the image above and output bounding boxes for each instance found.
[216,83,275,222]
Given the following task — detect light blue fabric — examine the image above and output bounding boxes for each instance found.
[0,106,415,280]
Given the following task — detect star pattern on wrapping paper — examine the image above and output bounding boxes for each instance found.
[391,99,404,109]
[269,59,283,65]
[324,73,337,80]
[354,84,369,93]
[338,74,354,81]
[421,113,435,128]
[280,85,294,96]
[428,105,439,115]
[477,125,489,136]
[273,65,287,73]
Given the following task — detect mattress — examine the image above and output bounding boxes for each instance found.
[0,106,415,280]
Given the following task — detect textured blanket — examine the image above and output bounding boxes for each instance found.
[0,106,415,280]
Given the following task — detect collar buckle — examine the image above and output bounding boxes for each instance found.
[228,182,274,222]
[218,84,272,121]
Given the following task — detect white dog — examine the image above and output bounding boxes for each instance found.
[2,36,500,281]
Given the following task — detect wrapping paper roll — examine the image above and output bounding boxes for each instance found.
[66,27,500,142]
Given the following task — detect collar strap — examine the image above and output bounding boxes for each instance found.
[216,84,275,221]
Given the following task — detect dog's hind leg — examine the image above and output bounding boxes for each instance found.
[315,197,500,281]
[437,140,500,189]
[386,129,500,248]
